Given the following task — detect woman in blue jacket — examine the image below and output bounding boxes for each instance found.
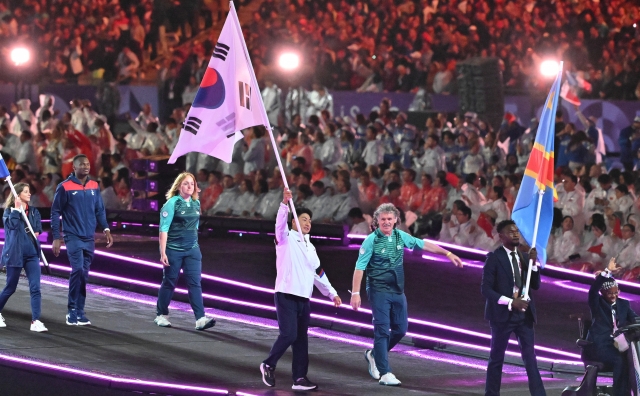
[0,182,47,332]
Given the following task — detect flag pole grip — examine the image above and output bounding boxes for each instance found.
[266,127,304,241]
[4,176,51,274]
[522,189,544,301]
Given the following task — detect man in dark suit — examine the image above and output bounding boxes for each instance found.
[481,220,546,396]
[586,259,638,396]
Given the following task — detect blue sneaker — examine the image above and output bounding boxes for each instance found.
[77,314,91,326]
[66,310,78,326]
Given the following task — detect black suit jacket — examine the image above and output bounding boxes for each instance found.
[586,274,637,347]
[481,246,541,324]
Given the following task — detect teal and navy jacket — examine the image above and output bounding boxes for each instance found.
[355,228,425,293]
[160,195,200,251]
[51,173,109,241]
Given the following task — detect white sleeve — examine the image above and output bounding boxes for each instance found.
[314,271,338,300]
[275,203,290,245]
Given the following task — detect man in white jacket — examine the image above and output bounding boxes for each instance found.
[260,188,341,391]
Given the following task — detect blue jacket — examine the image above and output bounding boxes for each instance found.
[481,246,541,324]
[586,274,637,348]
[1,206,42,267]
[50,173,109,241]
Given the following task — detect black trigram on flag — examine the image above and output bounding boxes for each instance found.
[238,82,251,109]
[183,117,202,135]
[212,42,230,61]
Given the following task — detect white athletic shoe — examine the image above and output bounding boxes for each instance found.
[30,320,48,332]
[379,372,401,386]
[364,349,380,380]
[195,316,216,331]
[0,313,6,328]
[154,315,171,327]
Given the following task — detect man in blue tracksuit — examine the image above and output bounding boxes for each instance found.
[51,154,114,325]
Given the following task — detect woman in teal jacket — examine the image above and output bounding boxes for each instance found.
[0,182,47,332]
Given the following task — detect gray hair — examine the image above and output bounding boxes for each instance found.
[372,203,400,230]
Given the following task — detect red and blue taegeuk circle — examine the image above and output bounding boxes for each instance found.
[192,67,226,109]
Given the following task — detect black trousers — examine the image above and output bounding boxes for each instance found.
[263,292,310,381]
[485,318,546,396]
[590,343,630,396]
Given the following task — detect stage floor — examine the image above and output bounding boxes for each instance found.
[0,272,582,396]
[99,234,640,355]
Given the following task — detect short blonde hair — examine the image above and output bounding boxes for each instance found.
[165,172,198,200]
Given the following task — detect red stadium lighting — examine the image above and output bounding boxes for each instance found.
[540,60,560,78]
[278,52,300,71]
[10,47,30,67]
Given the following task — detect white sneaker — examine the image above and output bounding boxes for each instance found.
[0,313,6,328]
[30,320,48,332]
[364,349,380,380]
[154,315,171,327]
[379,372,401,386]
[195,316,216,331]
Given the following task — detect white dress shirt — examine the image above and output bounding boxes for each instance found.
[497,246,538,310]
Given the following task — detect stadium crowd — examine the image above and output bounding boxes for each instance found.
[247,0,640,97]
[2,90,640,281]
[0,0,217,84]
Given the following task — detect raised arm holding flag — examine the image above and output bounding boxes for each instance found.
[512,62,563,299]
[167,2,304,239]
[0,153,49,274]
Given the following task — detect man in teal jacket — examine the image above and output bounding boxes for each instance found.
[350,203,463,386]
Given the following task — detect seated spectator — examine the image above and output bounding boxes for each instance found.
[554,174,586,235]
[608,184,634,219]
[253,176,283,219]
[16,130,38,172]
[101,176,121,210]
[414,134,444,178]
[441,205,480,247]
[325,178,357,223]
[461,173,487,215]
[613,224,640,278]
[231,179,257,217]
[200,171,223,213]
[550,216,581,265]
[419,173,448,214]
[474,210,501,252]
[348,208,371,235]
[580,216,620,273]
[585,174,616,219]
[379,182,405,211]
[310,159,326,184]
[208,175,239,216]
[471,186,510,224]
[400,168,420,211]
[307,181,333,221]
[242,127,266,175]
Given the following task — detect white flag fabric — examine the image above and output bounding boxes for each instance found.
[168,3,269,164]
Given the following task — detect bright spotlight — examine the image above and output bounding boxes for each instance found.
[278,52,300,71]
[540,60,560,78]
[10,47,30,66]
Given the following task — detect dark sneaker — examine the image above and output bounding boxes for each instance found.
[66,310,78,326]
[77,314,91,326]
[260,363,275,387]
[292,377,318,391]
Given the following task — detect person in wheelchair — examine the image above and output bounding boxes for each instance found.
[586,258,638,396]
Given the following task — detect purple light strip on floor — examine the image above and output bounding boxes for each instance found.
[41,261,580,363]
[0,353,228,394]
[77,281,580,372]
[48,248,580,360]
